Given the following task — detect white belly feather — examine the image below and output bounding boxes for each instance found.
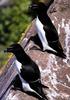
[35,17,56,52]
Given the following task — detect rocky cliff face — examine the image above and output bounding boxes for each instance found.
[0,0,70,100]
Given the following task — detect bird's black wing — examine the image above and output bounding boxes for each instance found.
[43,25,59,42]
[43,25,66,58]
[43,25,63,50]
[20,61,40,83]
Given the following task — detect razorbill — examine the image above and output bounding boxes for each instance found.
[25,2,66,58]
[4,43,48,100]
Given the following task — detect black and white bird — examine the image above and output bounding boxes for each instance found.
[4,43,48,100]
[25,1,66,58]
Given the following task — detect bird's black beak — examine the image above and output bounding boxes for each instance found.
[4,47,13,53]
[29,4,38,10]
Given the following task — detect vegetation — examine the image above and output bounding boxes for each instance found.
[0,0,31,68]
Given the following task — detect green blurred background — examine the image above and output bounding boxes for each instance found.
[0,0,47,69]
[0,0,31,69]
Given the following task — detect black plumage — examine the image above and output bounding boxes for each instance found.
[4,43,48,100]
[25,1,66,58]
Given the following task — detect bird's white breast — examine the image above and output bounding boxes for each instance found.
[15,60,22,72]
[35,17,56,52]
[35,17,48,50]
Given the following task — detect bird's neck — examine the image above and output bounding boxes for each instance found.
[15,52,31,65]
[38,12,53,27]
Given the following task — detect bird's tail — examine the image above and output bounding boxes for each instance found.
[56,51,66,59]
[48,40,66,59]
[46,49,66,59]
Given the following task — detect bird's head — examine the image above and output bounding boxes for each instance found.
[4,43,23,54]
[29,2,47,15]
[4,43,30,64]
